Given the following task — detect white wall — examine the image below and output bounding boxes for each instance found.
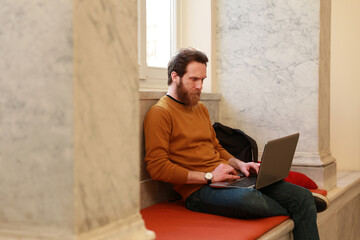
[330,0,360,171]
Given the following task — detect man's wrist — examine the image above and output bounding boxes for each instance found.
[204,172,213,184]
[228,158,244,170]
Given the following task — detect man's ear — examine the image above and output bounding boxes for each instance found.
[171,71,180,84]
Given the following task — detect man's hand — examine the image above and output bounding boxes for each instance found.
[186,164,239,184]
[212,163,240,183]
[228,158,260,177]
[238,161,260,177]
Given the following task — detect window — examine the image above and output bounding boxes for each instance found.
[138,0,179,90]
[138,0,213,92]
[146,0,174,68]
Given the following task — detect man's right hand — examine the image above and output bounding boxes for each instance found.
[186,163,240,184]
[212,163,240,183]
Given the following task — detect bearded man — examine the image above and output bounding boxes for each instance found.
[143,48,320,240]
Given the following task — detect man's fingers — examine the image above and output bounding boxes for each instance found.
[224,173,240,181]
[222,164,236,174]
[252,163,260,173]
[243,170,250,177]
[230,167,238,175]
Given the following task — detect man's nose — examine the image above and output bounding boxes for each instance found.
[195,81,203,90]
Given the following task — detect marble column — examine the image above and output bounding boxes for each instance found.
[0,0,153,239]
[215,0,336,190]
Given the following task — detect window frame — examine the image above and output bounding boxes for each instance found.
[138,0,186,90]
[138,0,213,92]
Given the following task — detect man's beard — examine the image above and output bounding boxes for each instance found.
[176,79,201,106]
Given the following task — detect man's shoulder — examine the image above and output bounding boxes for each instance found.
[146,96,172,118]
[154,96,171,108]
[149,96,172,112]
[144,97,173,128]
[197,101,206,109]
[197,101,209,114]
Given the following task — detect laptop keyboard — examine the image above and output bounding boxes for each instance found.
[227,176,257,188]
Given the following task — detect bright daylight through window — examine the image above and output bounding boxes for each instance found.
[139,0,176,90]
[139,0,212,91]
[146,0,173,68]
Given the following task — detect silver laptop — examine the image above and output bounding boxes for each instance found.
[210,133,299,189]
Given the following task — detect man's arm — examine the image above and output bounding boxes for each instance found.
[144,106,189,184]
[186,163,241,184]
[185,158,260,184]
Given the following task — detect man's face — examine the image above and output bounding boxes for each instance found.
[175,61,206,106]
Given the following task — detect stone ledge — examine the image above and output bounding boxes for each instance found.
[0,225,74,240]
[258,219,294,240]
[78,213,155,240]
[0,214,155,240]
[318,171,360,223]
[317,171,360,239]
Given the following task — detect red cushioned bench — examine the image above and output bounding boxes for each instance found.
[141,200,290,240]
[141,188,328,240]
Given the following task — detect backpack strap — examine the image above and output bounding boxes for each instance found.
[233,128,258,162]
[213,122,258,163]
[213,122,233,135]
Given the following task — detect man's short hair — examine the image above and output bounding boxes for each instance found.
[167,48,208,85]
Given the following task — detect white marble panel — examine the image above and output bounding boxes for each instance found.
[0,0,152,239]
[0,0,74,232]
[318,214,337,240]
[74,0,151,237]
[336,194,360,240]
[215,0,325,163]
[317,171,360,240]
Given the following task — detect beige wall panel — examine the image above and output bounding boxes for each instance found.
[330,0,360,171]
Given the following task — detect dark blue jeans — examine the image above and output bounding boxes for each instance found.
[185,181,319,240]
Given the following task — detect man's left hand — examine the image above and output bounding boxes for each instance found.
[239,161,260,177]
[228,158,260,177]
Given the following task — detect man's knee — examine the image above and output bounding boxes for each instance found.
[286,184,317,213]
[294,185,314,202]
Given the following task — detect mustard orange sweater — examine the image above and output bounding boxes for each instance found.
[144,96,234,200]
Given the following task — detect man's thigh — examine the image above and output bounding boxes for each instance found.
[185,185,289,219]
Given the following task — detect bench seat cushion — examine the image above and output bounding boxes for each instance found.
[141,200,290,240]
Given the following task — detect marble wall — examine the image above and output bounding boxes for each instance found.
[74,0,148,237]
[215,0,320,154]
[0,0,74,235]
[214,0,335,188]
[0,0,152,239]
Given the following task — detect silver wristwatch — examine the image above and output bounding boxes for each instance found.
[204,172,213,184]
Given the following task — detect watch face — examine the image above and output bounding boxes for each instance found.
[205,172,213,180]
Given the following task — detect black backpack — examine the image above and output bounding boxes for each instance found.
[213,122,258,163]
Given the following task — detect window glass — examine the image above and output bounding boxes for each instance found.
[146,0,173,68]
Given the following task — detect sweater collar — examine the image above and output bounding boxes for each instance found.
[166,94,185,105]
